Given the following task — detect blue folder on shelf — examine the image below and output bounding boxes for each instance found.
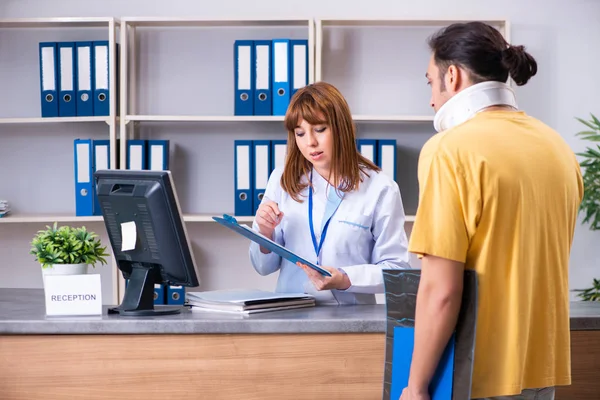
[212,214,332,277]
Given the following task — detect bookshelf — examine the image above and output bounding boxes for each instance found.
[114,17,319,301]
[0,17,121,304]
[0,15,504,305]
[0,116,111,124]
[0,214,257,224]
[0,213,414,224]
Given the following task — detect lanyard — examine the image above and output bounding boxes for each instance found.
[308,171,343,264]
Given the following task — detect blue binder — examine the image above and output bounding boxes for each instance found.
[253,40,272,116]
[57,42,77,117]
[167,285,185,305]
[270,139,287,174]
[126,140,147,170]
[76,41,94,117]
[147,140,170,170]
[377,139,397,181]
[39,42,59,117]
[390,327,455,400]
[234,140,254,216]
[92,139,110,216]
[154,284,165,305]
[252,140,272,214]
[357,139,378,164]
[92,41,110,116]
[234,40,254,116]
[272,39,291,116]
[290,39,308,98]
[74,139,94,216]
[213,214,332,277]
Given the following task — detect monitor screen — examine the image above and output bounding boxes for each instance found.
[94,169,199,316]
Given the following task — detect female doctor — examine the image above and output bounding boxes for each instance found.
[248,82,411,304]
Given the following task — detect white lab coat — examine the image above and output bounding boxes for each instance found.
[248,166,411,304]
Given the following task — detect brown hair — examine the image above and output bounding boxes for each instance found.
[281,81,379,202]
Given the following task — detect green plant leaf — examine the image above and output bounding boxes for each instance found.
[590,113,600,129]
[576,117,599,131]
[30,222,110,268]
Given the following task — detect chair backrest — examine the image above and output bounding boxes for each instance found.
[381,269,478,400]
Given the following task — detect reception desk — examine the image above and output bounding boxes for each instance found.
[1,289,599,400]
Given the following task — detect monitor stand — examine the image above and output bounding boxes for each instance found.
[108,263,182,316]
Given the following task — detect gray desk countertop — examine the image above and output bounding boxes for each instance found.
[1,289,599,335]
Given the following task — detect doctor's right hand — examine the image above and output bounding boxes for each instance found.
[256,200,283,240]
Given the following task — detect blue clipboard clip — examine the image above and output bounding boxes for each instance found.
[213,214,332,277]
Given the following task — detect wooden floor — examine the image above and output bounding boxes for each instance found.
[0,330,598,399]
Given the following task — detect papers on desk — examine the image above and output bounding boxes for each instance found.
[186,289,316,314]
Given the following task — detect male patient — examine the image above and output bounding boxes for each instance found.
[400,22,583,400]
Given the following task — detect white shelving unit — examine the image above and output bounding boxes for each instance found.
[118,17,316,159]
[0,17,121,304]
[0,15,503,305]
[0,214,256,224]
[315,17,509,120]
[0,213,412,224]
[127,115,285,123]
[113,17,318,301]
[0,116,111,124]
[0,17,120,168]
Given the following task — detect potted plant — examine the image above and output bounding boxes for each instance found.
[30,222,110,276]
[573,113,600,301]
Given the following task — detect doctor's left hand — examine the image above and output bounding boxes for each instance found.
[296,263,351,291]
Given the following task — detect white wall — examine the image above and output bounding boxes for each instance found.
[1,0,599,302]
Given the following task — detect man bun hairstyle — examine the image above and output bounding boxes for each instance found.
[501,44,538,86]
[428,21,537,86]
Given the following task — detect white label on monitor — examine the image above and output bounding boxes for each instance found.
[121,221,137,251]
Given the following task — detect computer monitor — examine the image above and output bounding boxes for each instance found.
[93,169,200,316]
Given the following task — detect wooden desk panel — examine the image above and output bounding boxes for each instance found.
[0,330,598,400]
[555,330,600,399]
[0,333,386,400]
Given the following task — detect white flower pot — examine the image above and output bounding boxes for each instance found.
[42,263,89,276]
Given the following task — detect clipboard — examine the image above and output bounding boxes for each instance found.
[212,214,332,277]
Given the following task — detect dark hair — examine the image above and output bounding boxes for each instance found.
[428,21,537,86]
[282,82,379,202]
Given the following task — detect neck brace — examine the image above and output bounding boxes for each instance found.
[433,81,518,132]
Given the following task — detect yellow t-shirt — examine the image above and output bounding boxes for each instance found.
[408,110,583,398]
